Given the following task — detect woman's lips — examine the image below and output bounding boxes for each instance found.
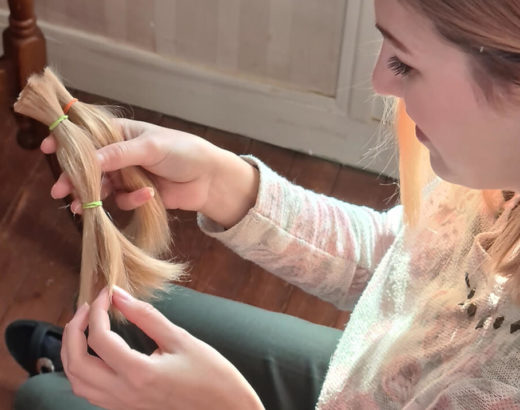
[415,125,429,143]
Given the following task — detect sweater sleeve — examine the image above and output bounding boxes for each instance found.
[425,379,520,409]
[197,156,403,310]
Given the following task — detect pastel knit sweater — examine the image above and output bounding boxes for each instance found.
[198,157,520,409]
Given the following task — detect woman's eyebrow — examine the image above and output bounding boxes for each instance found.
[375,23,412,55]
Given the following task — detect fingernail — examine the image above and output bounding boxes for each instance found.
[70,203,79,214]
[146,187,155,198]
[96,151,106,166]
[112,285,133,302]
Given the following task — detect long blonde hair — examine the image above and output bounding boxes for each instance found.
[395,0,520,301]
[44,68,172,257]
[14,69,185,316]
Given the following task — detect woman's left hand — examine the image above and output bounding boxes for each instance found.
[62,286,264,410]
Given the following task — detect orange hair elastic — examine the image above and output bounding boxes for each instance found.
[63,98,78,114]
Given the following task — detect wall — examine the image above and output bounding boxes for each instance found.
[0,0,395,176]
[3,0,346,95]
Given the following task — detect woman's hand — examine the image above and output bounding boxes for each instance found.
[62,287,264,410]
[42,119,259,228]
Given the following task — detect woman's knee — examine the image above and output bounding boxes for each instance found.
[14,373,101,410]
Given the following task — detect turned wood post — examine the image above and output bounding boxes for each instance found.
[4,0,47,149]
[2,2,80,230]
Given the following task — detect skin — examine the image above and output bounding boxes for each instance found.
[42,121,263,409]
[373,0,520,191]
[62,287,264,410]
[41,0,520,408]
[42,119,259,228]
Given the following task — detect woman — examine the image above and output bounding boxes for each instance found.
[10,0,520,408]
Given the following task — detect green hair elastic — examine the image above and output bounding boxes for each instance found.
[82,201,103,210]
[49,115,69,131]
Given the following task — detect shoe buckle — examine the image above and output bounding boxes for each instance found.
[36,357,55,374]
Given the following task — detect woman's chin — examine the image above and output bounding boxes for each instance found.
[429,156,464,186]
[425,151,500,190]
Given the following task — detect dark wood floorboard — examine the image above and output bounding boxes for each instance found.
[0,91,397,409]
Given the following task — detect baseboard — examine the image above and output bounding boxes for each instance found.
[0,11,398,177]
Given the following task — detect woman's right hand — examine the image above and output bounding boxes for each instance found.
[41,119,259,228]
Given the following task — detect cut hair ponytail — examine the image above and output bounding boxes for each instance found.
[44,68,172,257]
[14,69,185,316]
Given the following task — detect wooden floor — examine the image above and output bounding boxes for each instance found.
[0,90,397,408]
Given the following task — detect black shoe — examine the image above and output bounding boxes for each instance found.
[5,320,64,376]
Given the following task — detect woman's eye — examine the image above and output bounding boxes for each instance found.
[387,56,413,77]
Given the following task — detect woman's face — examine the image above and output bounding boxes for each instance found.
[372,0,520,191]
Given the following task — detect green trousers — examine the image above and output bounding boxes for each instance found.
[14,285,342,410]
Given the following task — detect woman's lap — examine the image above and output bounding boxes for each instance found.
[15,285,341,410]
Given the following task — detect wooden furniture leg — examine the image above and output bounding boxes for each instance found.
[0,55,16,132]
[3,0,47,149]
[2,2,79,229]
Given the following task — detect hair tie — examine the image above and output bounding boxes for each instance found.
[82,200,103,210]
[63,98,78,114]
[49,115,69,131]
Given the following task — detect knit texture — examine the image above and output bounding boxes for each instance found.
[198,157,520,409]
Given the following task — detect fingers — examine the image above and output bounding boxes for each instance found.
[50,172,74,199]
[61,302,90,373]
[41,119,151,155]
[114,187,155,211]
[111,286,190,353]
[45,119,159,212]
[40,135,57,154]
[113,118,150,140]
[87,287,147,373]
[41,119,151,156]
[55,184,153,214]
[96,138,154,173]
[51,170,116,213]
[62,303,117,392]
[69,185,152,214]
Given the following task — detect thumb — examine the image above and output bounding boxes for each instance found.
[96,138,148,173]
[111,286,190,352]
